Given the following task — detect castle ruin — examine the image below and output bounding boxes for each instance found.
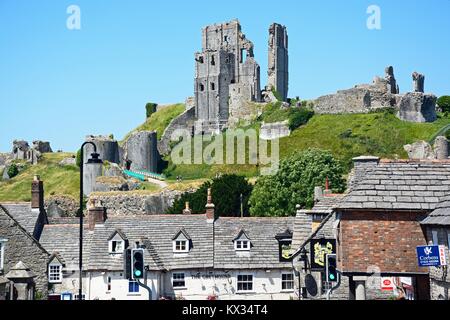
[267,23,289,102]
[193,20,289,134]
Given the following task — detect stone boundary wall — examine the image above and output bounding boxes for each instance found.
[260,121,290,140]
[89,189,196,216]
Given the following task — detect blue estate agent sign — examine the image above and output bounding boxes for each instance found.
[416,245,443,267]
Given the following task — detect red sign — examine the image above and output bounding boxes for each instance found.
[381,277,395,291]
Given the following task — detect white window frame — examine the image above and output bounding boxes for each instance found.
[173,239,189,253]
[234,240,250,251]
[0,239,7,271]
[172,273,186,289]
[281,273,295,291]
[74,294,85,300]
[432,229,439,245]
[48,263,62,283]
[109,239,124,254]
[237,274,253,292]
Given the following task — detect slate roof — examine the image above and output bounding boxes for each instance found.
[1,203,43,238]
[40,215,294,272]
[40,224,93,270]
[214,217,294,269]
[338,159,450,210]
[87,215,213,271]
[421,194,450,225]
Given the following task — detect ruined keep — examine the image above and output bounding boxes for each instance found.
[267,23,289,102]
[11,140,52,165]
[194,20,261,133]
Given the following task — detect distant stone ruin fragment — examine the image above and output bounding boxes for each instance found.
[313,66,437,123]
[404,136,449,160]
[11,139,53,165]
[412,71,425,93]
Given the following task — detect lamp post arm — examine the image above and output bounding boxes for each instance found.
[78,141,98,301]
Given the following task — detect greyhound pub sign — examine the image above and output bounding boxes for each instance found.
[416,245,447,267]
[310,238,337,270]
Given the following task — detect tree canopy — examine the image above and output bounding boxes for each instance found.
[249,148,346,217]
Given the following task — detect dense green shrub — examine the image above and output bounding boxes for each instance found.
[7,164,19,179]
[288,108,314,130]
[167,174,253,217]
[249,149,346,216]
[76,149,82,167]
[146,103,158,118]
[437,96,450,113]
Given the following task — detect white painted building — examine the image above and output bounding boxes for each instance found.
[39,205,297,300]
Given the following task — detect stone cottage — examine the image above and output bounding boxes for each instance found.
[0,176,50,300]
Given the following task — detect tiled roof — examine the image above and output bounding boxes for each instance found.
[338,160,450,210]
[40,215,294,272]
[213,217,294,269]
[87,215,213,271]
[421,194,450,225]
[1,203,41,237]
[40,224,92,270]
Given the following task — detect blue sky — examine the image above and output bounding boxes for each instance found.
[0,0,449,152]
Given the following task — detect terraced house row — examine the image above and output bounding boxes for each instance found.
[1,156,450,300]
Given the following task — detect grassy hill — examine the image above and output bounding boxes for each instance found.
[3,105,450,201]
[0,153,79,202]
[163,109,450,180]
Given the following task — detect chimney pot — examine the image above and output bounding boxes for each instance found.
[31,176,44,209]
[88,206,106,230]
[183,201,192,215]
[205,188,215,222]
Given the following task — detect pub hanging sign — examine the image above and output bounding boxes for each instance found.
[310,238,337,271]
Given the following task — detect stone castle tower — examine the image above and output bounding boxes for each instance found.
[267,23,289,102]
[194,19,261,133]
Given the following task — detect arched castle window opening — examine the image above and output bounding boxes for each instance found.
[211,83,215,90]
[199,84,205,92]
[211,55,216,66]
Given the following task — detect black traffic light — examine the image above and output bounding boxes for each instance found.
[132,248,144,280]
[123,248,132,280]
[325,254,338,282]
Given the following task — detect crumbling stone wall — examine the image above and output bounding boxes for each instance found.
[89,189,194,216]
[159,104,196,156]
[122,131,159,173]
[194,20,261,131]
[267,23,289,102]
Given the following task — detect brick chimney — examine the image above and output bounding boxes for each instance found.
[31,175,44,209]
[183,202,192,215]
[88,200,107,230]
[205,188,215,222]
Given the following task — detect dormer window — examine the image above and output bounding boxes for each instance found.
[235,240,250,251]
[233,230,251,252]
[48,253,64,284]
[172,228,191,253]
[108,229,128,254]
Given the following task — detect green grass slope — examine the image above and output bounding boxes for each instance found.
[163,110,450,179]
[0,153,79,202]
[121,103,185,143]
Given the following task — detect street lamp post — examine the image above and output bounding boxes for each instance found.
[78,142,103,301]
